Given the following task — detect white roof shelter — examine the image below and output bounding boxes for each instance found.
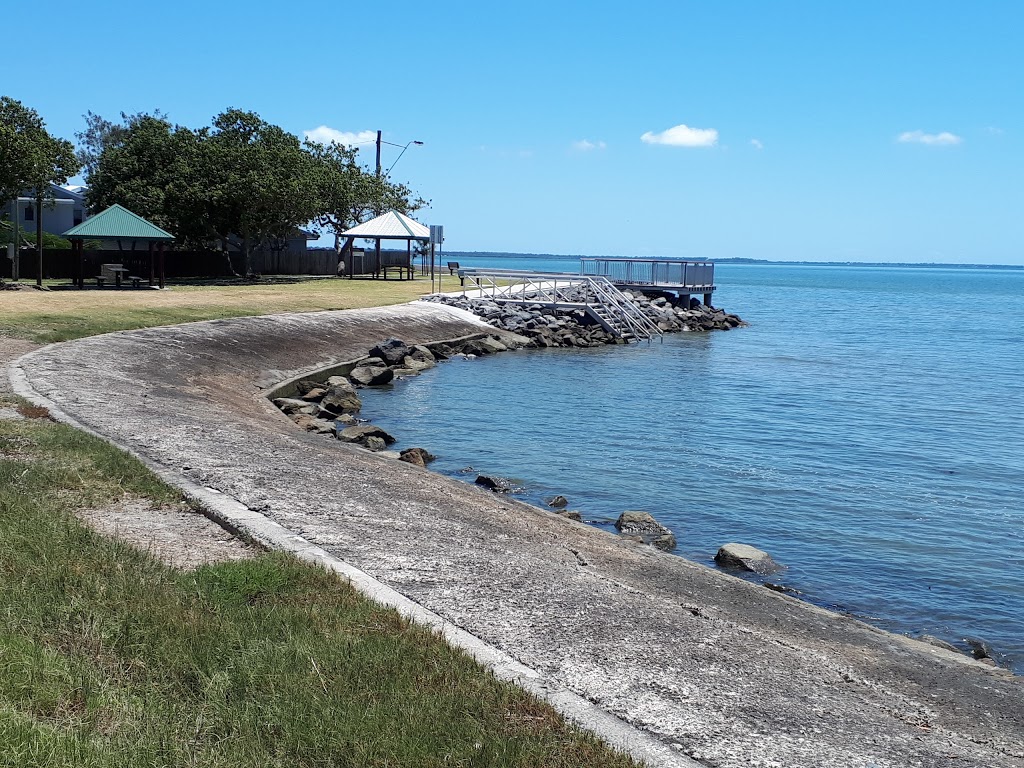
[338,211,431,280]
[340,211,429,240]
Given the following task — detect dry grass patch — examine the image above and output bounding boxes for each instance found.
[0,275,467,343]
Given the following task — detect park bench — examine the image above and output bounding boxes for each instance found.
[381,264,415,280]
[447,261,460,275]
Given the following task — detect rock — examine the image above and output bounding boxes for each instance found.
[369,338,410,365]
[363,436,387,452]
[333,414,356,427]
[615,511,676,549]
[300,387,327,402]
[478,336,508,353]
[401,354,434,372]
[319,382,362,414]
[475,474,511,492]
[349,365,395,386]
[965,637,996,660]
[399,447,436,467]
[390,367,421,378]
[294,379,322,395]
[615,510,670,536]
[291,414,335,434]
[714,543,782,575]
[557,510,583,521]
[273,397,317,416]
[408,345,436,365]
[337,424,396,446]
[377,450,402,460]
[547,495,569,509]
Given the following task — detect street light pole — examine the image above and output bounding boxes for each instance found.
[375,130,382,178]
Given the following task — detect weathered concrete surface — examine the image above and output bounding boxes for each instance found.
[11,302,1024,768]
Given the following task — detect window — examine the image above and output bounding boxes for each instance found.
[24,205,34,222]
[73,209,83,226]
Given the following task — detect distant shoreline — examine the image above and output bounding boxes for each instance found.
[443,251,1024,271]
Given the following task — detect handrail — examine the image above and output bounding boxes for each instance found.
[456,270,662,343]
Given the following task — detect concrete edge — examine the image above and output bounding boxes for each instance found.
[7,344,701,768]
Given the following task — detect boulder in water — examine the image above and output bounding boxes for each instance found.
[715,543,782,575]
[399,447,436,467]
[349,365,394,386]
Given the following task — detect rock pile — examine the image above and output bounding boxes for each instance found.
[271,337,461,457]
[423,289,744,348]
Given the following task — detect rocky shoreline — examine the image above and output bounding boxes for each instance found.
[422,289,745,346]
[271,314,1011,673]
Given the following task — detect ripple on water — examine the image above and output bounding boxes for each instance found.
[357,264,1024,672]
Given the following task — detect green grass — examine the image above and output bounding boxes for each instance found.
[0,404,638,767]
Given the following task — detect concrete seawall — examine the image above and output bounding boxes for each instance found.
[12,301,1024,768]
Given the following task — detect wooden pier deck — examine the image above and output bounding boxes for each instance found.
[580,258,716,305]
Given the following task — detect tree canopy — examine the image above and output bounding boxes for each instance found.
[85,107,425,272]
[0,97,79,206]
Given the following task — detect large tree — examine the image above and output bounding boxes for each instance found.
[86,115,203,245]
[305,138,426,252]
[205,109,321,274]
[74,109,168,182]
[0,97,79,284]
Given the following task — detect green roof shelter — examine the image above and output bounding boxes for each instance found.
[63,204,175,289]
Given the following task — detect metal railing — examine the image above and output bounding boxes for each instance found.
[457,269,661,342]
[580,258,715,291]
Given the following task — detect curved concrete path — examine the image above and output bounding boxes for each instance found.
[11,302,1023,768]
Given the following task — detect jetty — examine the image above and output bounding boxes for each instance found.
[581,257,716,306]
[456,268,662,342]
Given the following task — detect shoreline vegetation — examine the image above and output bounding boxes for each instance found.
[0,278,643,767]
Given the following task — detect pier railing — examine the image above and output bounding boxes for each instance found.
[456,269,662,342]
[580,258,715,292]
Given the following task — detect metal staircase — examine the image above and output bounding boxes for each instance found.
[455,269,662,343]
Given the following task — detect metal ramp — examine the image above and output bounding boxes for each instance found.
[456,269,662,343]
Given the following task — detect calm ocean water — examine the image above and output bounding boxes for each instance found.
[361,256,1024,672]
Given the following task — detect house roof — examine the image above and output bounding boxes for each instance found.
[340,211,430,240]
[63,204,174,241]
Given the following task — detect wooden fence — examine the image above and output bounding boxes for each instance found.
[1,248,345,280]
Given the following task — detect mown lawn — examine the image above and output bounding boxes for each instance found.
[0,274,465,343]
[0,401,637,768]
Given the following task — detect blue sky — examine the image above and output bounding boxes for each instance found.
[7,1,1023,263]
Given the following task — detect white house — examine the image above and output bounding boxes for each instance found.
[5,184,89,239]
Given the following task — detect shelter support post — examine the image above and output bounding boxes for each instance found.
[158,243,165,289]
[148,242,155,286]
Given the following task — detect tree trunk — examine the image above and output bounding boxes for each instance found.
[242,224,253,277]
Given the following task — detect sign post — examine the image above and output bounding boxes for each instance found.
[429,224,444,294]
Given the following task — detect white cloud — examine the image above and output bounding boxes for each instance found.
[640,123,718,147]
[750,138,764,150]
[986,126,1004,135]
[572,139,607,151]
[303,126,376,146]
[897,130,962,146]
